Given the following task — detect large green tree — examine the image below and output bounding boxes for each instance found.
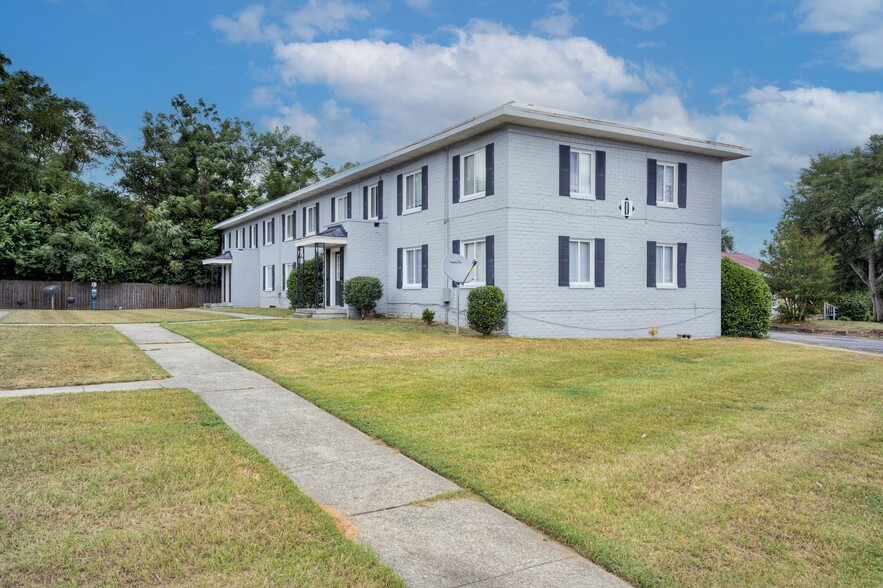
[760,220,835,322]
[787,136,883,321]
[721,227,735,252]
[0,52,121,197]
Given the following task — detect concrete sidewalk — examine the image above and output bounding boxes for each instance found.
[3,322,629,588]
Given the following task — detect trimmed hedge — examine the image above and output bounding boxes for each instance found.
[343,276,383,319]
[721,257,772,338]
[466,285,507,335]
[286,256,323,310]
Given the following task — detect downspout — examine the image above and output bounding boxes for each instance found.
[444,146,451,325]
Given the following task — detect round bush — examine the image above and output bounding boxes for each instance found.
[721,258,772,337]
[287,256,323,310]
[466,285,508,335]
[833,291,872,321]
[343,276,383,319]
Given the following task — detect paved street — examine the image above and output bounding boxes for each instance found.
[770,331,883,355]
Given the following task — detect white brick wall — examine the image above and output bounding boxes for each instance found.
[219,123,724,338]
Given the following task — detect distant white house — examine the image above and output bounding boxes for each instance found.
[205,102,751,338]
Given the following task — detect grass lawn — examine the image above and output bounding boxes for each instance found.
[0,309,222,324]
[0,388,403,587]
[0,326,167,390]
[170,318,883,588]
[209,307,294,317]
[775,318,883,337]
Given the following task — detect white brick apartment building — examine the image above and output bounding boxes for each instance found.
[205,102,751,338]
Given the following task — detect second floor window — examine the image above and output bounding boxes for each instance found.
[284,213,295,240]
[336,196,348,221]
[307,204,318,235]
[405,170,422,211]
[656,162,675,205]
[570,150,594,198]
[263,218,275,246]
[368,185,379,219]
[462,149,486,199]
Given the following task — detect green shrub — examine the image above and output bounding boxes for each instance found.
[286,256,324,310]
[721,258,772,338]
[833,291,872,321]
[343,276,383,319]
[466,286,507,335]
[422,308,435,325]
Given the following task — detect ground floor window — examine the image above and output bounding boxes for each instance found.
[462,239,486,286]
[404,246,422,288]
[263,265,275,292]
[656,244,675,287]
[282,263,294,291]
[569,239,593,286]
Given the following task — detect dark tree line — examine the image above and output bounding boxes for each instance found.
[0,52,345,285]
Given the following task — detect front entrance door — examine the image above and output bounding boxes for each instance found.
[334,250,344,307]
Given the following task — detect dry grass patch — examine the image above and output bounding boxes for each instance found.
[0,309,221,324]
[208,307,294,317]
[776,319,883,337]
[0,389,403,587]
[0,326,167,389]
[170,318,883,588]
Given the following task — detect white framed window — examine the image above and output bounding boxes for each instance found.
[263,265,275,292]
[462,149,486,200]
[336,196,348,221]
[283,213,295,241]
[569,239,594,287]
[461,239,486,287]
[404,169,423,212]
[282,262,294,291]
[656,243,676,288]
[249,224,259,249]
[403,246,423,289]
[656,162,676,206]
[306,204,318,235]
[224,232,231,250]
[368,185,379,220]
[569,150,594,198]
[263,218,275,246]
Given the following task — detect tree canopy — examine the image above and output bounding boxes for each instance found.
[786,135,883,321]
[0,54,338,286]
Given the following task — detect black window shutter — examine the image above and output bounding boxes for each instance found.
[331,197,336,222]
[421,244,429,288]
[451,239,460,286]
[647,159,657,206]
[677,242,687,288]
[316,202,320,231]
[302,207,306,235]
[485,235,495,286]
[377,180,384,219]
[485,143,494,196]
[558,235,569,286]
[647,241,657,287]
[347,191,352,218]
[397,173,403,216]
[559,145,570,196]
[595,238,605,287]
[452,155,460,203]
[396,248,403,289]
[421,165,428,210]
[363,186,368,219]
[678,162,687,208]
[272,265,275,290]
[595,151,606,200]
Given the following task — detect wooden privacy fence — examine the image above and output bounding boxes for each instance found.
[0,280,220,310]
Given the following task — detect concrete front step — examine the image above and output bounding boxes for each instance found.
[294,308,348,319]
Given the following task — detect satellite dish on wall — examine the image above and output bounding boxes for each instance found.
[442,254,475,283]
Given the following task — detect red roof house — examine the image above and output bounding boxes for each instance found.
[721,251,762,271]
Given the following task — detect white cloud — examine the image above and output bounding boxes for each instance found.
[270,20,646,159]
[212,5,269,43]
[797,0,883,69]
[285,0,372,42]
[532,1,578,37]
[212,1,372,44]
[404,0,433,12]
[701,86,883,212]
[604,1,669,30]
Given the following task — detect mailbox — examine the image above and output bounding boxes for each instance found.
[90,281,98,310]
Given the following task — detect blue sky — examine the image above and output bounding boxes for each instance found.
[3,0,883,256]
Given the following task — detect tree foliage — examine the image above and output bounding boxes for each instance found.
[721,227,735,253]
[760,220,835,322]
[287,256,324,309]
[786,135,883,321]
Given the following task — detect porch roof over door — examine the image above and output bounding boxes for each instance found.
[296,225,348,248]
